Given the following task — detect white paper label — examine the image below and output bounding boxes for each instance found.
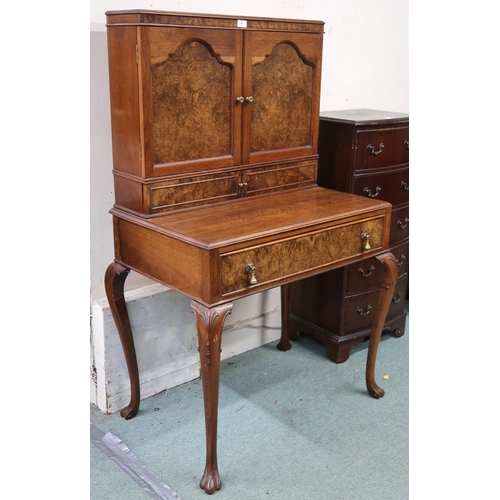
[237,20,247,28]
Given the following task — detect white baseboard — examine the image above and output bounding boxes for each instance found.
[90,284,281,414]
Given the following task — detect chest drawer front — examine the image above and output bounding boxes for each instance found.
[353,168,409,207]
[346,257,383,295]
[148,171,240,213]
[392,241,409,277]
[390,205,409,245]
[355,126,409,170]
[343,289,381,333]
[343,274,407,332]
[221,217,385,295]
[346,241,408,295]
[387,275,408,318]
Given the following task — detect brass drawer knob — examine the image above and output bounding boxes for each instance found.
[245,261,258,284]
[360,231,371,251]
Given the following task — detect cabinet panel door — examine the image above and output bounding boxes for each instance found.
[141,27,243,177]
[242,31,323,164]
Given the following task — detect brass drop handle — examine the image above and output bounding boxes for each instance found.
[364,186,381,198]
[245,261,258,284]
[360,231,371,251]
[236,96,245,103]
[367,143,384,155]
[358,265,375,278]
[356,304,373,317]
[397,218,409,229]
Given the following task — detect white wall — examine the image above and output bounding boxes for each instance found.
[89,0,408,412]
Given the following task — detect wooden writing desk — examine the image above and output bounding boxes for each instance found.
[105,187,397,494]
[104,10,398,494]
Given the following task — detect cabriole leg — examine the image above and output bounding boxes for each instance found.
[366,252,398,399]
[104,262,140,419]
[191,301,233,495]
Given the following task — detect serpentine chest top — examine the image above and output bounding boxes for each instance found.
[104,10,398,495]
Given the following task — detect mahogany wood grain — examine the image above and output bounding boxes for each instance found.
[390,204,410,244]
[354,126,409,170]
[353,167,409,207]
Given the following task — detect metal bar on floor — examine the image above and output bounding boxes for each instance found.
[90,423,180,500]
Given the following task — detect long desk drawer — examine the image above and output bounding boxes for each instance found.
[221,216,385,295]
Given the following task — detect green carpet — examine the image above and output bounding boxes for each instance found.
[91,304,408,500]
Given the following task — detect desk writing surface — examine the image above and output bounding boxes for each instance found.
[124,187,391,249]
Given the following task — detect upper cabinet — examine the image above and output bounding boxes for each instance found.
[106,11,324,215]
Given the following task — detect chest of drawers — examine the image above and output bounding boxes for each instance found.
[289,109,409,363]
